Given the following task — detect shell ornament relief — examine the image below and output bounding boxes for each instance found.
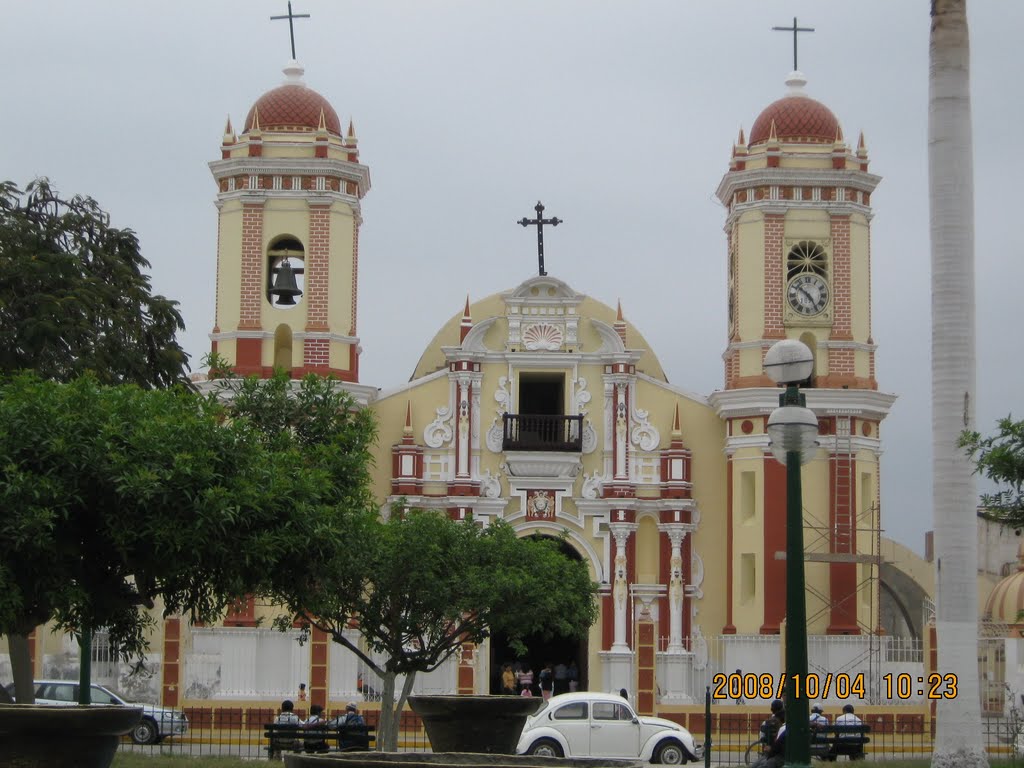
[522,322,564,351]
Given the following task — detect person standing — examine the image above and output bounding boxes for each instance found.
[553,661,569,695]
[539,663,554,700]
[518,663,534,696]
[501,663,517,695]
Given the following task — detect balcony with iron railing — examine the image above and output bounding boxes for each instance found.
[501,413,583,452]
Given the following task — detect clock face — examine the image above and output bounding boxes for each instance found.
[787,274,830,316]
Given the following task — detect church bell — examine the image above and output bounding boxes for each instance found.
[269,259,302,305]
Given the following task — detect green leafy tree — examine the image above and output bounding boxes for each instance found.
[272,510,598,751]
[0,178,189,388]
[961,416,1024,525]
[0,370,375,705]
[0,177,193,704]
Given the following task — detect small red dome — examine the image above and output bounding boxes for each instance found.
[245,84,342,135]
[749,95,839,145]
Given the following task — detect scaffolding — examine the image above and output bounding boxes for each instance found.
[801,415,887,696]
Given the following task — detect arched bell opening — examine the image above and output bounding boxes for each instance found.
[267,236,306,309]
[273,323,293,371]
[488,536,589,696]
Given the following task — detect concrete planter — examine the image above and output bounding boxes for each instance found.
[0,703,142,768]
[408,695,543,755]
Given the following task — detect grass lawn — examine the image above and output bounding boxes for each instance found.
[109,762,1023,767]
[113,756,252,767]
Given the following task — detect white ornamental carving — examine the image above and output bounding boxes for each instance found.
[423,405,454,448]
[691,626,708,670]
[630,405,660,451]
[686,552,704,600]
[574,377,592,413]
[485,377,511,452]
[581,421,598,454]
[486,423,504,453]
[580,471,607,499]
[522,322,563,351]
[479,469,501,499]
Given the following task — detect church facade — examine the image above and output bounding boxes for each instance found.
[10,61,940,718]
[186,60,901,713]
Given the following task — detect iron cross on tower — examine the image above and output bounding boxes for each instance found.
[271,1,311,60]
[772,16,815,71]
[518,201,562,277]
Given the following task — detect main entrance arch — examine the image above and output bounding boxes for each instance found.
[488,535,590,695]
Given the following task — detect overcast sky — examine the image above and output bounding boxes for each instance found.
[3,1,1021,557]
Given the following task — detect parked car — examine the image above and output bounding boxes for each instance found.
[516,692,701,765]
[3,680,188,745]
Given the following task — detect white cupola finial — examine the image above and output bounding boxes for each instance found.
[282,60,306,86]
[785,70,808,97]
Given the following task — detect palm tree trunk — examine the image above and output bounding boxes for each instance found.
[928,1,986,766]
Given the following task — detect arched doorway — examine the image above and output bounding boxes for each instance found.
[488,536,590,695]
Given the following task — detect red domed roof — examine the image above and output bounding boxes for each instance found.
[245,84,342,135]
[749,95,839,145]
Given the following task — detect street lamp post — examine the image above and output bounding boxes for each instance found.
[764,339,818,768]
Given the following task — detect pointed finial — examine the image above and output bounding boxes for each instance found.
[224,116,233,136]
[249,105,261,132]
[834,124,844,144]
[857,131,867,153]
[403,401,414,438]
[768,119,778,142]
[737,126,746,146]
[614,300,627,345]
[672,403,682,438]
[459,295,473,342]
[317,108,327,132]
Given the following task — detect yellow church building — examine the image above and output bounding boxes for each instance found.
[12,60,958,722]
[180,59,901,711]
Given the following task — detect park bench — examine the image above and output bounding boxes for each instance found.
[264,722,375,759]
[810,723,870,761]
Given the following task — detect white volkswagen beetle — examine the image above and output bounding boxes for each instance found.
[516,692,702,764]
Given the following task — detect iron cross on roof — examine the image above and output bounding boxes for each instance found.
[772,16,815,71]
[271,1,311,60]
[518,201,562,277]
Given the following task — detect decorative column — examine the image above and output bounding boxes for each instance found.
[663,525,690,652]
[601,521,637,696]
[610,522,636,651]
[448,361,482,497]
[614,385,629,481]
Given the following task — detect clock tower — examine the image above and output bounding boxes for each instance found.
[710,72,895,636]
[208,61,370,380]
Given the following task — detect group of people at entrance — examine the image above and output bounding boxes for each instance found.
[500,660,579,698]
[752,700,862,767]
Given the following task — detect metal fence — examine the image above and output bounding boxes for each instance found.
[116,706,431,760]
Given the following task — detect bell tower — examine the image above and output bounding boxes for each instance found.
[208,61,370,380]
[710,72,895,636]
